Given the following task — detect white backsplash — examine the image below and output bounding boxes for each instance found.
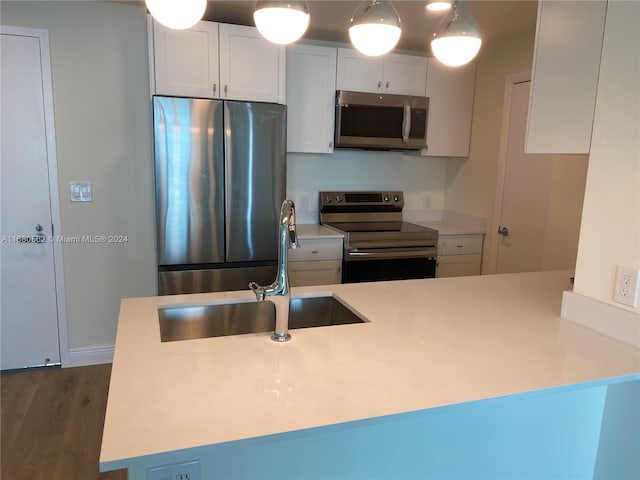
[287,150,447,223]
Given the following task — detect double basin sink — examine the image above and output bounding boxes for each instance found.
[159,295,366,342]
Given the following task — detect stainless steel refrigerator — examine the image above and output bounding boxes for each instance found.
[153,96,286,295]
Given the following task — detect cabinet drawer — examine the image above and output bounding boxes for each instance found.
[436,254,481,278]
[438,234,483,255]
[288,238,343,262]
[289,260,341,287]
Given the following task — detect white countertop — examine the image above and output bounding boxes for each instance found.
[100,271,639,470]
[404,209,487,235]
[295,223,343,239]
[412,220,485,236]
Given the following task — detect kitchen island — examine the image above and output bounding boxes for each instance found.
[100,271,639,478]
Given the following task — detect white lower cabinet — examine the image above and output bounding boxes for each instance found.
[288,238,343,287]
[288,260,342,287]
[437,234,483,277]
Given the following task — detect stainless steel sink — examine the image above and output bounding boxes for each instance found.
[159,296,366,342]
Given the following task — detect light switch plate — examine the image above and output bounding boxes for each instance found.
[70,182,92,202]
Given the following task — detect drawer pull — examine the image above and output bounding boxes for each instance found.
[456,245,464,248]
[311,250,319,254]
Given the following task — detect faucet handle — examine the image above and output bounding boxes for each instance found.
[248,281,266,301]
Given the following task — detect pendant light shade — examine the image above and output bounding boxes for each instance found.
[145,0,206,30]
[349,1,402,57]
[430,0,482,67]
[254,1,310,45]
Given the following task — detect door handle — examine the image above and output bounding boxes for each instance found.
[497,226,509,237]
[402,103,411,143]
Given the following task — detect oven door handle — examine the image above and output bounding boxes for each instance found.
[346,247,437,260]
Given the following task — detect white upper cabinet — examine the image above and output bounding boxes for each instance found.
[382,54,428,96]
[525,0,607,154]
[423,59,476,157]
[150,19,285,103]
[286,44,337,154]
[218,24,285,104]
[335,48,384,93]
[152,19,219,98]
[336,48,427,96]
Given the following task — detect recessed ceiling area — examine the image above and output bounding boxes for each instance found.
[189,1,538,53]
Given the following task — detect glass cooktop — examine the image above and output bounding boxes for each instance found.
[324,221,434,234]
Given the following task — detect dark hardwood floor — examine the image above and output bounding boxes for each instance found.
[1,364,128,480]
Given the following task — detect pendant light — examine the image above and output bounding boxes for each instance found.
[349,1,402,57]
[430,0,482,67]
[145,0,206,30]
[254,1,310,45]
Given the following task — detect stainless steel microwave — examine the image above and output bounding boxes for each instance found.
[334,90,429,150]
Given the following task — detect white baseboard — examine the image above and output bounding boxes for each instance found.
[562,291,640,348]
[66,344,114,367]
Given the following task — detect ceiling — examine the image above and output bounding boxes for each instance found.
[192,0,539,53]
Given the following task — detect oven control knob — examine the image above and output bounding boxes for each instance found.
[393,194,400,202]
[324,195,332,203]
[383,195,390,202]
[336,195,342,203]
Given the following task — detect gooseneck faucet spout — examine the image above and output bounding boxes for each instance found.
[249,199,298,342]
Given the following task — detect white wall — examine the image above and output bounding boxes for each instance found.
[445,29,589,274]
[287,151,447,220]
[1,2,156,356]
[444,30,537,272]
[541,156,589,271]
[572,0,640,315]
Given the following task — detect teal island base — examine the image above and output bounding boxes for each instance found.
[106,375,639,479]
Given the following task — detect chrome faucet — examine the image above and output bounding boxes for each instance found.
[249,199,299,342]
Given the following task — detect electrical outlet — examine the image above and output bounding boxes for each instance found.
[423,193,432,209]
[298,194,309,212]
[614,265,640,307]
[147,460,200,480]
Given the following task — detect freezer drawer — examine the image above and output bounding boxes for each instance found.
[159,266,276,295]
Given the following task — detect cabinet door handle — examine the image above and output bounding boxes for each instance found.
[385,81,390,89]
[377,80,382,89]
[213,83,217,95]
[224,85,228,96]
[328,141,333,149]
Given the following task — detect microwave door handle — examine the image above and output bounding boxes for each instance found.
[402,104,411,143]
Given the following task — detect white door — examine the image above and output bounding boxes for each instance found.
[1,29,63,369]
[495,81,554,273]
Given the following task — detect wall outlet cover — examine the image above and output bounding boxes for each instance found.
[614,265,640,308]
